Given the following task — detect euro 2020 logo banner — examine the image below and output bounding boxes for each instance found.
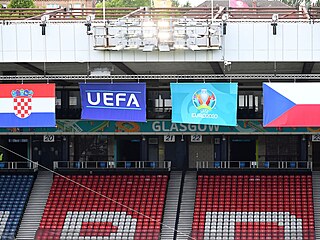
[170,83,238,126]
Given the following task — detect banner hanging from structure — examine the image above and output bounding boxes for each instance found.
[263,82,320,127]
[170,83,238,126]
[80,83,146,122]
[229,0,249,8]
[0,84,56,127]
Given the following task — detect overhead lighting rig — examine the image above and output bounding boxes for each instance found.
[92,17,222,51]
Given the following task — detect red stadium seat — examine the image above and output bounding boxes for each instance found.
[36,174,168,239]
[191,174,315,240]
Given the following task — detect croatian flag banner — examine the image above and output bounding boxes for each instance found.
[80,83,146,122]
[0,84,56,127]
[263,82,320,127]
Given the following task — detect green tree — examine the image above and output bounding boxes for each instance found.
[96,0,151,7]
[171,0,192,7]
[181,1,191,7]
[280,0,320,7]
[8,0,35,8]
[172,0,180,7]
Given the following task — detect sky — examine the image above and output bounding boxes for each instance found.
[178,0,206,6]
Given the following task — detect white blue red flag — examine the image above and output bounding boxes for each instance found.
[263,83,320,127]
[0,84,55,127]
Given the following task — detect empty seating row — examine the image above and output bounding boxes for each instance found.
[36,174,168,240]
[192,174,315,240]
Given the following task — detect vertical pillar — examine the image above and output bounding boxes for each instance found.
[221,135,228,161]
[301,135,307,161]
[141,136,148,162]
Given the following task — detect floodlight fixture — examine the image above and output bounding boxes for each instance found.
[272,14,279,22]
[221,14,228,35]
[143,45,154,52]
[158,31,171,41]
[271,14,278,35]
[142,21,155,27]
[143,21,157,39]
[158,20,170,28]
[143,32,155,38]
[111,45,125,51]
[158,44,170,52]
[222,13,229,21]
[174,44,187,50]
[188,45,200,51]
[40,15,49,36]
[85,15,95,35]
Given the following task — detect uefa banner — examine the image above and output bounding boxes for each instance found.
[0,84,56,127]
[264,83,320,127]
[80,83,146,122]
[170,83,238,126]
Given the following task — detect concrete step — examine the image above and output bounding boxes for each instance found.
[16,171,53,240]
[160,171,182,240]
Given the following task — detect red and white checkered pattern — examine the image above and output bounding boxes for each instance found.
[13,97,32,119]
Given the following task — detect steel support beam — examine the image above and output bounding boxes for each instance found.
[209,62,223,74]
[111,62,136,75]
[15,63,47,75]
[1,74,320,81]
[302,62,315,74]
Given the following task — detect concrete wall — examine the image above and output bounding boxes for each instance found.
[0,20,319,62]
[188,136,214,168]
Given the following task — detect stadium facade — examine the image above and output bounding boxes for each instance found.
[0,4,319,240]
[0,6,319,171]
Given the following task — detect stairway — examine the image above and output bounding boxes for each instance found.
[16,171,53,240]
[312,171,320,240]
[176,171,197,240]
[160,171,182,240]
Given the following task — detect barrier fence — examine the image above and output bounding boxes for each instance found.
[53,161,171,171]
[0,161,38,171]
[196,161,312,170]
[0,7,316,21]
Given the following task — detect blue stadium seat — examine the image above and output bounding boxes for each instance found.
[290,162,296,168]
[214,162,221,168]
[240,162,246,168]
[99,162,106,168]
[74,162,81,168]
[149,162,156,168]
[0,175,34,239]
[125,162,132,168]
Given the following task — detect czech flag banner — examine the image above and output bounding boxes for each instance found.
[171,83,238,126]
[263,83,320,127]
[0,84,56,127]
[229,0,249,8]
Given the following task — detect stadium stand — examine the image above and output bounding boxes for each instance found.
[0,175,34,239]
[35,174,168,239]
[192,174,315,240]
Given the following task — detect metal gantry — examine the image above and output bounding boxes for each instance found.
[0,74,319,81]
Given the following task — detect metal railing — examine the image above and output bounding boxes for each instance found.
[191,230,314,238]
[35,229,161,239]
[196,161,312,170]
[0,161,38,171]
[53,161,171,171]
[0,7,316,21]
